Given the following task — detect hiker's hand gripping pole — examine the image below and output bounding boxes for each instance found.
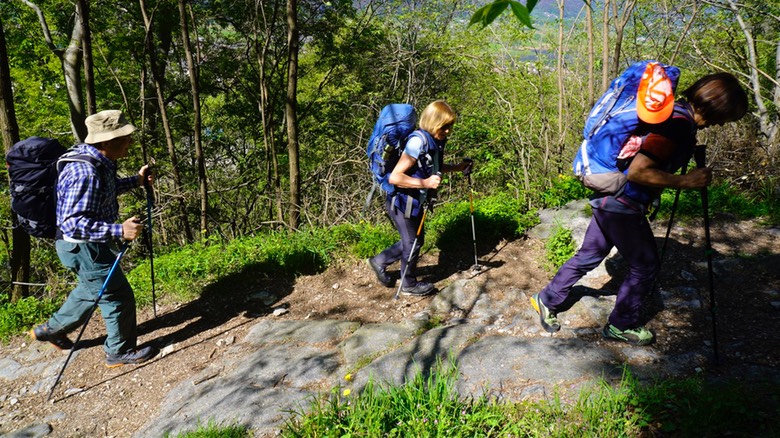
[140,162,157,318]
[694,145,719,366]
[48,240,132,401]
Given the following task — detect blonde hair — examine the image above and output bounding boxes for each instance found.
[418,100,456,135]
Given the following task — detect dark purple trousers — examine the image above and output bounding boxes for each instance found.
[372,198,424,288]
[539,208,659,330]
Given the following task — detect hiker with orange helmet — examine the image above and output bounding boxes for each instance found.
[531,72,748,346]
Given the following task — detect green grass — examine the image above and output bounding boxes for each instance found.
[656,181,780,225]
[164,420,250,437]
[281,360,780,437]
[0,294,60,342]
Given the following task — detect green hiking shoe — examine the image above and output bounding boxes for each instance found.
[602,323,654,346]
[530,293,560,333]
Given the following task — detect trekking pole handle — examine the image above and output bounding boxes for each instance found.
[461,157,474,176]
[141,158,156,188]
[694,145,706,169]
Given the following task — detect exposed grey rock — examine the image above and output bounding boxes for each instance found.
[244,320,359,345]
[2,423,52,438]
[339,323,414,368]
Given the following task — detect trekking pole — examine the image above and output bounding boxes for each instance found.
[467,173,480,272]
[658,164,689,269]
[48,241,131,401]
[694,145,719,366]
[142,163,157,318]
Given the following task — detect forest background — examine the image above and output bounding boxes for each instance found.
[0,0,778,311]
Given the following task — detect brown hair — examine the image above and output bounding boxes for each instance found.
[681,72,748,125]
[418,100,457,135]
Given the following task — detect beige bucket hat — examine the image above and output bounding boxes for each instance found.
[85,110,136,144]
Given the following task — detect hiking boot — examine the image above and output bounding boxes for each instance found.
[367,257,392,287]
[530,293,560,333]
[30,323,74,350]
[401,282,435,297]
[602,323,654,346]
[105,346,159,368]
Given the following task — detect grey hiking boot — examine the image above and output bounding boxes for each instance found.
[530,293,560,333]
[401,282,435,297]
[30,322,74,350]
[105,346,159,368]
[602,323,654,346]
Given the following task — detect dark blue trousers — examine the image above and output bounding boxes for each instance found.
[373,198,424,288]
[539,208,659,330]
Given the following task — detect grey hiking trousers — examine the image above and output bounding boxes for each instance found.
[48,240,137,355]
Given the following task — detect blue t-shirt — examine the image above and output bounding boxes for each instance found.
[403,134,426,161]
[390,129,443,217]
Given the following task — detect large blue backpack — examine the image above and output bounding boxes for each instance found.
[365,104,418,205]
[573,60,683,193]
[6,137,99,239]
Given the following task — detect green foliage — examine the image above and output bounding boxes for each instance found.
[128,229,334,305]
[329,222,398,259]
[428,192,539,252]
[283,357,518,437]
[0,294,60,342]
[537,174,590,209]
[164,420,251,438]
[128,223,400,305]
[656,182,780,225]
[470,1,538,29]
[544,224,575,272]
[282,363,779,437]
[633,373,780,436]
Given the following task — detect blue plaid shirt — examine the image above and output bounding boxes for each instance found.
[56,143,139,242]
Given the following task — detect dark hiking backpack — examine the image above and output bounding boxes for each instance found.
[364,103,418,209]
[572,60,685,194]
[6,137,99,239]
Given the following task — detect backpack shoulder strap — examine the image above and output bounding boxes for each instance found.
[56,151,101,173]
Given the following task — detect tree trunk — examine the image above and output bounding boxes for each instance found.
[725,0,778,157]
[21,0,87,141]
[140,0,194,242]
[0,16,30,301]
[179,0,208,237]
[252,0,284,225]
[77,0,96,116]
[601,0,610,91]
[286,0,300,229]
[586,0,595,107]
[556,0,566,173]
[610,0,636,77]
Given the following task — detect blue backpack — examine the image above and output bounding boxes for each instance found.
[365,104,418,205]
[6,137,99,239]
[573,60,683,193]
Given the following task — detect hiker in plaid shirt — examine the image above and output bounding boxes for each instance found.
[31,110,159,367]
